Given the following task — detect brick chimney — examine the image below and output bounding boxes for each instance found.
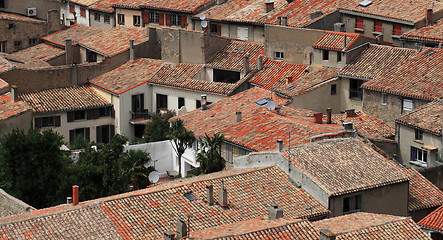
[236,111,242,123]
[164,231,175,240]
[268,204,283,220]
[326,108,332,124]
[218,180,228,208]
[243,53,250,74]
[10,85,18,102]
[310,10,323,19]
[129,39,135,61]
[176,219,187,239]
[256,55,263,70]
[286,76,293,85]
[265,2,275,12]
[320,229,336,240]
[72,185,79,206]
[201,94,208,110]
[314,112,323,124]
[345,109,356,118]
[426,8,433,25]
[277,139,283,151]
[65,39,73,65]
[206,184,214,206]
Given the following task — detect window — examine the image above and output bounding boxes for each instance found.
[355,17,364,29]
[149,12,159,23]
[373,20,382,32]
[343,195,361,214]
[99,107,111,117]
[14,41,22,49]
[133,94,145,113]
[322,50,329,61]
[178,97,185,109]
[337,52,342,62]
[411,146,428,164]
[239,148,247,156]
[69,128,90,145]
[380,93,387,105]
[403,99,413,111]
[274,51,284,60]
[193,140,199,151]
[393,23,402,35]
[117,14,125,25]
[104,15,110,23]
[0,41,5,53]
[35,116,61,128]
[171,14,181,26]
[156,94,167,110]
[196,100,201,109]
[69,5,75,14]
[237,27,248,41]
[331,84,337,95]
[80,8,86,17]
[0,0,4,8]
[94,12,100,21]
[225,144,233,163]
[96,125,115,144]
[415,129,423,141]
[86,50,97,62]
[133,15,141,26]
[8,23,14,29]
[349,79,363,100]
[74,110,86,120]
[210,23,221,36]
[28,38,37,46]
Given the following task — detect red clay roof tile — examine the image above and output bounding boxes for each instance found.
[403,168,443,212]
[42,24,105,47]
[418,204,443,232]
[0,92,32,121]
[11,43,65,62]
[248,60,308,90]
[403,18,443,44]
[396,101,443,135]
[114,0,212,13]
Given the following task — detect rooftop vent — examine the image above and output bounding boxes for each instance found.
[286,86,295,91]
[358,0,372,7]
[255,98,270,106]
[184,192,198,201]
[232,49,239,53]
[424,50,436,56]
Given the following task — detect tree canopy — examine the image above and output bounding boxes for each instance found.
[168,119,195,177]
[144,111,175,142]
[196,133,225,174]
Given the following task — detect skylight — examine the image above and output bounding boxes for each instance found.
[5,57,24,64]
[358,0,372,7]
[184,192,197,201]
[424,50,436,56]
[286,86,295,91]
[255,98,270,106]
[232,49,239,53]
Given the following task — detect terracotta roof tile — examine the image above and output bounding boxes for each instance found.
[0,57,15,74]
[362,48,443,100]
[114,0,212,13]
[191,218,319,239]
[313,31,362,51]
[403,168,443,212]
[248,60,308,90]
[0,78,8,92]
[0,54,52,72]
[331,111,393,140]
[418,204,443,232]
[314,212,431,239]
[42,24,105,47]
[68,0,102,7]
[339,44,417,80]
[207,41,264,72]
[19,85,111,113]
[88,0,127,13]
[0,92,32,121]
[0,12,45,23]
[402,18,443,44]
[78,26,147,57]
[275,67,339,98]
[283,138,409,196]
[395,101,443,135]
[11,43,65,62]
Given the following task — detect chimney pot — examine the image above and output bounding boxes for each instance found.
[268,204,283,220]
[426,8,433,25]
[201,94,208,110]
[326,108,332,124]
[72,185,79,206]
[310,10,323,19]
[218,184,228,208]
[320,229,336,240]
[236,111,242,123]
[206,184,214,206]
[10,85,17,102]
[281,16,288,26]
[277,139,283,151]
[314,112,323,124]
[286,76,293,85]
[164,231,175,240]
[129,39,135,61]
[65,39,73,65]
[257,55,263,70]
[345,109,356,118]
[265,2,275,12]
[342,122,355,132]
[243,53,250,74]
[66,197,72,204]
[176,219,187,239]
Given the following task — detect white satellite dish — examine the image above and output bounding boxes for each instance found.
[199,13,206,20]
[201,20,208,28]
[267,100,276,111]
[148,171,160,184]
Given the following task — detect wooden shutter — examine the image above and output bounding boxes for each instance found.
[111,107,115,118]
[355,17,364,29]
[159,13,164,25]
[181,15,187,28]
[217,24,221,36]
[69,130,75,145]
[93,109,100,119]
[55,116,61,127]
[87,109,94,120]
[110,125,115,138]
[374,20,382,32]
[143,11,150,26]
[85,128,90,142]
[96,126,102,143]
[67,112,74,122]
[35,117,42,128]
[165,14,171,26]
[393,23,402,35]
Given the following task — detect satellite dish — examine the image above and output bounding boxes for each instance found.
[201,21,208,28]
[199,14,206,20]
[267,100,276,111]
[148,171,160,184]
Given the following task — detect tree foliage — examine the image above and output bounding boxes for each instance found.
[121,150,153,190]
[168,119,195,177]
[196,133,225,174]
[144,111,175,142]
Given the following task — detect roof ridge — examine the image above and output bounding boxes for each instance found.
[335,216,410,236]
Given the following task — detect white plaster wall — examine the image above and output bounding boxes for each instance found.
[115,8,142,28]
[62,4,90,27]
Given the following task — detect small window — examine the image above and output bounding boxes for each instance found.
[393,23,402,35]
[8,23,14,29]
[225,144,233,163]
[96,125,114,144]
[94,12,100,21]
[0,41,6,53]
[149,12,159,23]
[133,94,145,112]
[28,38,37,46]
[133,15,141,26]
[411,146,428,164]
[343,195,361,214]
[178,97,185,109]
[415,129,423,141]
[210,23,221,36]
[237,27,248,41]
[99,107,111,117]
[14,41,22,49]
[184,192,197,201]
[274,51,284,60]
[156,94,167,110]
[355,17,364,29]
[349,79,364,100]
[373,20,382,32]
[171,14,181,26]
[0,0,5,8]
[239,148,247,156]
[331,84,337,95]
[196,100,201,109]
[86,50,97,62]
[69,5,75,14]
[80,8,86,17]
[403,99,413,111]
[337,52,342,62]
[117,14,125,25]
[73,110,86,120]
[380,93,387,105]
[322,50,329,61]
[104,15,110,23]
[69,127,90,145]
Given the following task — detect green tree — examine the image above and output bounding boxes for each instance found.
[197,133,225,174]
[121,150,153,190]
[0,129,71,208]
[144,111,175,142]
[168,119,195,177]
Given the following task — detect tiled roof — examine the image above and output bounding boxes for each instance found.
[207,41,265,72]
[191,218,319,239]
[78,26,147,57]
[314,212,431,239]
[0,92,32,121]
[88,0,127,13]
[362,48,443,100]
[0,188,35,218]
[90,58,164,95]
[0,79,8,92]
[339,44,417,80]
[19,85,111,113]
[402,18,443,44]
[395,101,443,135]
[403,168,443,212]
[11,43,65,62]
[0,12,45,23]
[0,56,15,74]
[42,24,105,47]
[113,0,212,13]
[313,31,362,51]
[175,87,292,138]
[274,67,339,98]
[283,138,409,196]
[331,111,394,140]
[0,53,52,71]
[418,205,443,232]
[68,0,101,7]
[248,60,308,90]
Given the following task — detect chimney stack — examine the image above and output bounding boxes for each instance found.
[326,108,332,124]
[236,111,242,123]
[257,55,263,70]
[342,122,355,132]
[243,53,250,74]
[281,16,288,26]
[129,39,135,61]
[218,180,228,208]
[426,8,433,25]
[286,76,293,85]
[201,94,208,110]
[265,2,275,12]
[10,85,17,102]
[310,10,323,19]
[66,197,72,204]
[268,204,283,220]
[206,184,214,206]
[277,139,283,151]
[164,231,175,240]
[65,39,73,65]
[345,109,356,118]
[320,229,336,240]
[176,219,188,239]
[72,185,79,206]
[314,112,323,124]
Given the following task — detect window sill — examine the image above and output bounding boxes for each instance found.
[409,160,428,168]
[391,35,401,39]
[372,31,383,35]
[354,28,364,32]
[414,139,424,144]
[349,97,363,101]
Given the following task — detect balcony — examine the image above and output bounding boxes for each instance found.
[129,109,151,125]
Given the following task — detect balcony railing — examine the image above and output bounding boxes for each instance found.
[130,109,151,121]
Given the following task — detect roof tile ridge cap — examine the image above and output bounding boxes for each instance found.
[335,216,411,236]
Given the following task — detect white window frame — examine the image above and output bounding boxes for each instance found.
[411,146,428,164]
[117,14,125,25]
[94,12,100,21]
[381,93,387,105]
[274,51,284,60]
[149,12,159,23]
[237,27,248,41]
[171,14,181,26]
[104,14,110,23]
[133,15,141,26]
[403,99,413,111]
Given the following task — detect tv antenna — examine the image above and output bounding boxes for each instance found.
[148,171,160,184]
